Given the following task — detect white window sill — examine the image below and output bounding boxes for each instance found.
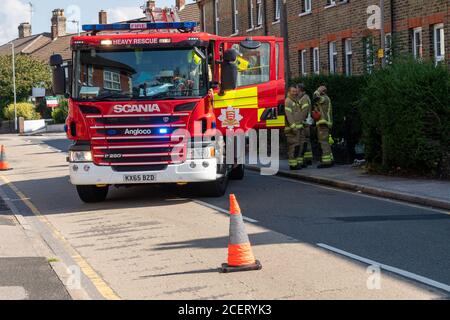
[324,4,337,9]
[272,20,280,25]
[299,11,312,17]
[246,27,255,32]
[230,31,240,36]
[254,25,263,30]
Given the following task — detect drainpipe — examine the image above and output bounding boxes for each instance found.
[280,0,290,84]
[263,0,268,36]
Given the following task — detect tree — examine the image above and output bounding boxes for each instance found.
[0,54,52,110]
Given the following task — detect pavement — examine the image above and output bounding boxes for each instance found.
[248,160,450,211]
[0,133,449,300]
[0,189,71,300]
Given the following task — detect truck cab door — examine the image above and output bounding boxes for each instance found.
[213,38,285,134]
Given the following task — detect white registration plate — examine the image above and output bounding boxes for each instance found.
[123,174,157,183]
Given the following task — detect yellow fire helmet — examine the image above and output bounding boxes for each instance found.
[188,50,202,65]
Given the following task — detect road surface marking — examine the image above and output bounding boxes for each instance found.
[0,175,120,300]
[317,243,450,293]
[192,199,259,223]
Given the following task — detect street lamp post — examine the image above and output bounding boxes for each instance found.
[11,42,17,132]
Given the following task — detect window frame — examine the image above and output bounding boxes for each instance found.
[247,0,255,31]
[344,38,352,76]
[328,41,337,74]
[433,23,445,64]
[103,69,121,91]
[300,49,308,76]
[231,0,239,35]
[256,0,263,28]
[412,27,423,60]
[312,47,320,75]
[214,0,219,35]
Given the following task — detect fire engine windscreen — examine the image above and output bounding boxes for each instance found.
[73,48,208,100]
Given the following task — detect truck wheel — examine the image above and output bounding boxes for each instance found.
[229,164,245,180]
[76,185,109,203]
[199,174,229,197]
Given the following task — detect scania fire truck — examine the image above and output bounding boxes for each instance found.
[50,5,285,203]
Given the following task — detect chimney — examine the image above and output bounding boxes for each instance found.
[18,22,32,38]
[51,9,66,40]
[176,0,186,10]
[99,10,107,24]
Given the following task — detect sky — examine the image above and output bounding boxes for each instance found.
[0,0,195,45]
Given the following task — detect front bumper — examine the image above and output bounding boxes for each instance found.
[69,159,217,185]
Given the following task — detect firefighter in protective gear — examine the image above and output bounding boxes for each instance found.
[297,84,312,168]
[297,84,313,167]
[285,86,302,170]
[313,85,334,168]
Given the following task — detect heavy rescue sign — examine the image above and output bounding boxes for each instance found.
[112,38,158,45]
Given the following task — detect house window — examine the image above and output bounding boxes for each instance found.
[214,0,219,35]
[326,0,336,6]
[302,0,312,13]
[312,47,320,74]
[232,0,239,34]
[300,49,308,76]
[248,0,254,30]
[328,41,337,74]
[385,33,393,65]
[256,0,263,27]
[434,24,445,64]
[344,38,352,76]
[274,0,280,22]
[364,37,375,74]
[412,27,423,59]
[104,70,121,91]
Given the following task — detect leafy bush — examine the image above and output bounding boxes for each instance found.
[3,102,41,120]
[51,98,68,124]
[360,58,450,178]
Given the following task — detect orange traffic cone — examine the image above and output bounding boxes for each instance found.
[220,194,262,273]
[0,145,11,171]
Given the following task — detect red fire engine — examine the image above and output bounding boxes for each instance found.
[50,5,285,202]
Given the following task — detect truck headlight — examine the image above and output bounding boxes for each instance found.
[187,146,215,159]
[69,151,93,162]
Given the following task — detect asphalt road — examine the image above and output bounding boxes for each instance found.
[31,135,450,291]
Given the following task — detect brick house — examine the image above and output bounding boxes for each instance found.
[197,0,449,77]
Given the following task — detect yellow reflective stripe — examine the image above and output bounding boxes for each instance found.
[296,124,304,129]
[285,107,292,112]
[213,87,258,109]
[266,115,285,127]
[317,120,328,125]
[301,103,310,109]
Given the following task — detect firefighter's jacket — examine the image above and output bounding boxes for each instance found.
[314,91,333,128]
[298,93,311,125]
[285,95,303,131]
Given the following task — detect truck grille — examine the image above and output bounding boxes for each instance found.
[87,113,189,168]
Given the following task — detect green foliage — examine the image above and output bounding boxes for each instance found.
[3,102,41,120]
[0,54,52,109]
[290,74,367,142]
[51,98,68,124]
[360,58,450,178]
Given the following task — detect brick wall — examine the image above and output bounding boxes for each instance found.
[198,0,449,76]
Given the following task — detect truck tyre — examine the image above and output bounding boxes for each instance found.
[200,174,229,197]
[76,185,109,203]
[229,164,245,180]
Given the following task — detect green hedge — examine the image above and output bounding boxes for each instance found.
[360,58,450,178]
[51,98,69,124]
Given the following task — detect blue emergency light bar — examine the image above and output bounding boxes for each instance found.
[82,22,198,32]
